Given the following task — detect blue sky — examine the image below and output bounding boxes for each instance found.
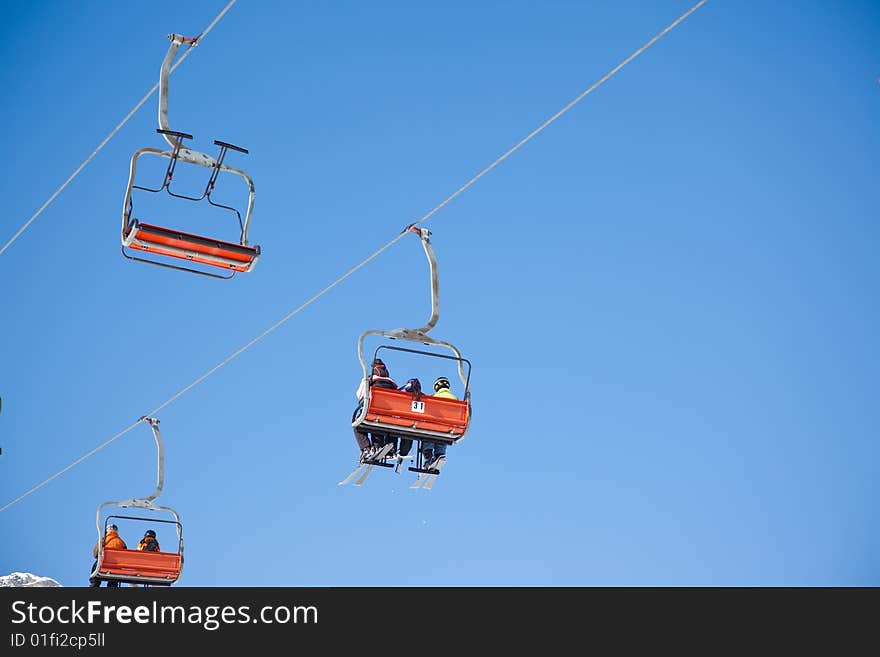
[0,0,877,586]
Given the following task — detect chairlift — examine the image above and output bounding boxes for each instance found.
[364,344,471,446]
[345,227,472,486]
[90,418,184,586]
[121,34,259,279]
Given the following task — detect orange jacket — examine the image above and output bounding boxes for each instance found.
[137,536,161,552]
[93,530,127,557]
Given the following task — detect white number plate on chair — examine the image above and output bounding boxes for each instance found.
[411,401,426,413]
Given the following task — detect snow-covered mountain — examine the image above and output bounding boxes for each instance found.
[0,572,62,587]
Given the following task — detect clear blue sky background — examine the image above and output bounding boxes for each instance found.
[0,0,877,586]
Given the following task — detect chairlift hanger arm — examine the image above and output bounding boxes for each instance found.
[403,225,440,334]
[152,33,257,245]
[158,35,198,150]
[135,416,165,505]
[95,417,164,512]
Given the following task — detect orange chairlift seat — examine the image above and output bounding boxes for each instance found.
[343,226,472,487]
[361,346,471,443]
[96,516,183,586]
[121,34,259,279]
[91,418,184,587]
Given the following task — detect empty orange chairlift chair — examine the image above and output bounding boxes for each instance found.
[121,34,259,279]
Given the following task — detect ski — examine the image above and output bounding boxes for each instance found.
[339,443,394,487]
[353,464,374,486]
[408,462,434,489]
[409,456,446,490]
[423,456,446,490]
[338,463,367,486]
[353,443,394,486]
[370,442,395,462]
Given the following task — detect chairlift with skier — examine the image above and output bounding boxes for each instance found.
[90,417,184,586]
[340,226,472,489]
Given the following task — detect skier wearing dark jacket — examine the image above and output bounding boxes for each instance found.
[352,358,398,460]
[137,529,160,552]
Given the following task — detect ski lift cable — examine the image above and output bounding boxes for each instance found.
[0,0,238,257]
[0,235,404,514]
[0,0,709,514]
[408,0,709,229]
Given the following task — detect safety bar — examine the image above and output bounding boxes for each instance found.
[214,139,249,154]
[121,147,256,245]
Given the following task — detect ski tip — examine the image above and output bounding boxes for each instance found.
[337,463,367,486]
